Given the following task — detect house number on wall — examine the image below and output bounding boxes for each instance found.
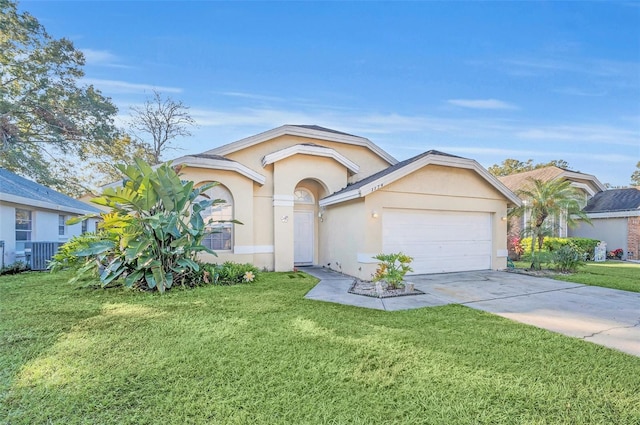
[370,183,384,192]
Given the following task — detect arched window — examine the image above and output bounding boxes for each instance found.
[201,184,234,251]
[294,188,314,204]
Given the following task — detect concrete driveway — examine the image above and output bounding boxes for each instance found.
[304,268,640,357]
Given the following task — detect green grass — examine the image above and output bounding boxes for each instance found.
[1,271,639,424]
[553,261,640,292]
[514,260,640,293]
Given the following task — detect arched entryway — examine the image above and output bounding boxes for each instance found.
[293,179,327,266]
[293,188,314,265]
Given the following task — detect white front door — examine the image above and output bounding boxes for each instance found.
[294,210,314,265]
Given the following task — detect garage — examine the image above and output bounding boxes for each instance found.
[382,209,492,274]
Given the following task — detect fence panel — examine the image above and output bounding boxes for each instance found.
[26,242,62,271]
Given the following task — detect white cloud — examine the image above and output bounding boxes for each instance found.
[447,99,518,110]
[516,125,639,146]
[82,78,183,94]
[80,48,131,69]
[218,92,285,102]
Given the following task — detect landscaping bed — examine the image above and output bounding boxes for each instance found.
[348,279,425,298]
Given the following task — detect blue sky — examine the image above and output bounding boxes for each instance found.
[21,1,640,186]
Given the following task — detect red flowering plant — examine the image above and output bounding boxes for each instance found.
[508,237,525,260]
[607,248,624,260]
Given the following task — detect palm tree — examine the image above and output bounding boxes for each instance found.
[508,178,591,268]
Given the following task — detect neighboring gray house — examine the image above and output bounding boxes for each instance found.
[569,188,640,261]
[499,166,605,247]
[0,168,101,268]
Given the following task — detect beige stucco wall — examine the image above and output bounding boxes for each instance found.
[177,134,510,276]
[180,167,259,266]
[179,133,381,271]
[272,155,349,271]
[225,134,391,188]
[323,165,510,278]
[319,199,368,279]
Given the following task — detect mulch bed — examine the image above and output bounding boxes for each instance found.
[505,268,569,277]
[348,280,425,299]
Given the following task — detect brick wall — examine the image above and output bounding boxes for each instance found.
[628,217,640,260]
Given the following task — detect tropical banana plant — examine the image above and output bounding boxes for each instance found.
[66,159,233,292]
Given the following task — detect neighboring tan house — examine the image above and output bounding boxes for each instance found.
[170,125,521,279]
[569,188,640,261]
[498,166,606,245]
[0,168,101,268]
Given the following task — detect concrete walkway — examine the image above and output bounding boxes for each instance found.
[302,267,640,357]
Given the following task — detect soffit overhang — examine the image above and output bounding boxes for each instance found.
[172,155,266,185]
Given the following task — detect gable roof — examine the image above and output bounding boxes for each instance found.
[201,124,398,166]
[319,150,521,207]
[171,153,267,185]
[498,166,606,195]
[582,188,640,214]
[261,143,360,175]
[0,168,101,215]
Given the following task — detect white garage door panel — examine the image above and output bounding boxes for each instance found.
[383,210,491,274]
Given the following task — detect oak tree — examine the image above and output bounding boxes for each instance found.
[0,0,118,194]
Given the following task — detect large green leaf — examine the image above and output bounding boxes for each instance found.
[124,269,144,288]
[100,258,125,286]
[177,257,199,271]
[144,269,157,289]
[66,213,99,225]
[151,266,165,293]
[75,240,115,257]
[125,239,152,260]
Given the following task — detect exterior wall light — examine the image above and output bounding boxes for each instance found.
[371,210,379,219]
[281,215,289,223]
[501,216,508,221]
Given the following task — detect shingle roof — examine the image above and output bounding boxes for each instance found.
[582,188,640,213]
[498,166,604,193]
[290,125,358,137]
[327,150,463,197]
[498,166,567,192]
[191,153,232,161]
[0,168,101,214]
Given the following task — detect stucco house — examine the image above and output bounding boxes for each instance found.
[0,168,101,268]
[569,187,640,261]
[498,166,605,245]
[171,125,520,279]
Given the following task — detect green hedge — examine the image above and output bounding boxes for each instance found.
[520,237,600,260]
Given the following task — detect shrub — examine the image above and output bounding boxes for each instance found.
[60,159,234,293]
[544,237,599,261]
[372,252,413,289]
[552,244,585,273]
[216,261,259,285]
[49,232,103,274]
[172,262,219,288]
[521,237,599,261]
[0,261,30,276]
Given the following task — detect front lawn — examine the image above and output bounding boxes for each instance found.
[514,260,640,293]
[1,271,639,424]
[553,261,640,292]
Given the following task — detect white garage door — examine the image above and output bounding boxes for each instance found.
[383,209,492,274]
